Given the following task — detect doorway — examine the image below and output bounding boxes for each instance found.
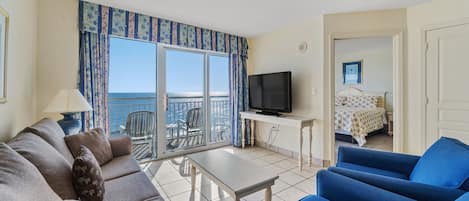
[326,31,404,165]
[333,37,394,153]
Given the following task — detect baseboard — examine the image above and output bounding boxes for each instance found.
[255,140,326,167]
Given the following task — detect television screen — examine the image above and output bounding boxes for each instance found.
[248,71,292,114]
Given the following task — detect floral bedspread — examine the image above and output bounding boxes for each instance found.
[335,106,386,146]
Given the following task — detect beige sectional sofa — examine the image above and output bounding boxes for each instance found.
[0,118,163,201]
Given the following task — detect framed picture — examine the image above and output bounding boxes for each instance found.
[0,7,8,103]
[342,61,362,85]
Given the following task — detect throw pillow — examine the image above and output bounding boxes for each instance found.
[72,145,105,201]
[65,128,113,165]
[410,137,469,188]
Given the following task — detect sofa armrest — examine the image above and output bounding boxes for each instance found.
[109,135,132,157]
[337,146,420,176]
[329,167,465,201]
[316,170,415,201]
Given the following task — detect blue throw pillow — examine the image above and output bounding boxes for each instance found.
[410,137,469,188]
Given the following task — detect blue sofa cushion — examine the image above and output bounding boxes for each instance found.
[456,192,469,201]
[300,195,329,201]
[410,137,469,188]
[337,162,408,180]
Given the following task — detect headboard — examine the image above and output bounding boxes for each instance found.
[336,87,386,109]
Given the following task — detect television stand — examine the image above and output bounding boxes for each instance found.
[255,111,281,116]
[240,111,315,171]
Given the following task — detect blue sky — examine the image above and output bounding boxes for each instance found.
[109,37,229,94]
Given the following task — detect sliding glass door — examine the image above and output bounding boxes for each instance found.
[157,45,231,157]
[108,37,157,161]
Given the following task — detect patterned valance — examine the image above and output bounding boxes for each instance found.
[79,1,248,56]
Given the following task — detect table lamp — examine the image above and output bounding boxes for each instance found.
[43,89,92,135]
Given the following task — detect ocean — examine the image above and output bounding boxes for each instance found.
[108,92,230,133]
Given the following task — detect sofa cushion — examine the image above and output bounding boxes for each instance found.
[337,162,408,180]
[101,154,141,181]
[65,128,113,165]
[23,118,75,163]
[72,145,105,201]
[410,137,469,188]
[8,132,77,199]
[0,143,62,201]
[104,172,162,201]
[300,195,329,201]
[456,192,469,201]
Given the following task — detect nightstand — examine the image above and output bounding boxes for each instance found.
[386,112,393,136]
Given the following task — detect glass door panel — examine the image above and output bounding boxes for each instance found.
[208,55,231,144]
[108,37,157,161]
[164,49,206,152]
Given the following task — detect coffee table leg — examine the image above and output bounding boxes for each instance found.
[265,186,272,201]
[299,128,303,171]
[191,165,196,192]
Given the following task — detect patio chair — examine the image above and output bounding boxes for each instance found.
[176,107,204,146]
[120,111,155,144]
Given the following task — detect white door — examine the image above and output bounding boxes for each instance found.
[425,21,469,147]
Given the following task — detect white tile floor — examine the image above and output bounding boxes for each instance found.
[141,146,325,201]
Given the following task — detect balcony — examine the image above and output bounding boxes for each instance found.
[108,93,231,160]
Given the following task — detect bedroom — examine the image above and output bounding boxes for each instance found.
[334,37,394,152]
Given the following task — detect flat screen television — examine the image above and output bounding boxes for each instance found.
[248,71,292,116]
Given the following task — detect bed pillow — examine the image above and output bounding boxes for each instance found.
[345,96,378,108]
[335,96,346,106]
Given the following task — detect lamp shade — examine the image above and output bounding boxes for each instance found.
[43,89,92,113]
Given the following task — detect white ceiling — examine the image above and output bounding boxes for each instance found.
[85,0,430,37]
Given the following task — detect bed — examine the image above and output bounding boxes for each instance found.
[335,87,387,146]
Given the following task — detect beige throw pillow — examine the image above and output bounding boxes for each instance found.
[65,128,113,165]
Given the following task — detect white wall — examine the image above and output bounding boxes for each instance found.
[406,0,469,154]
[248,17,324,159]
[0,0,38,141]
[36,0,79,120]
[335,37,393,111]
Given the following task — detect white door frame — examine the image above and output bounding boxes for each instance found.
[325,30,405,165]
[421,17,469,150]
[156,44,231,159]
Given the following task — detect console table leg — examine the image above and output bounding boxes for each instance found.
[191,165,196,193]
[299,128,303,171]
[250,120,255,147]
[241,118,246,149]
[265,186,272,201]
[309,125,313,167]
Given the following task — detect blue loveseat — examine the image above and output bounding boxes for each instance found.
[301,137,469,201]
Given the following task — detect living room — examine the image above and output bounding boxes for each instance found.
[1,0,469,201]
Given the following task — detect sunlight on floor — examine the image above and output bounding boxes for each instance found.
[141,146,325,201]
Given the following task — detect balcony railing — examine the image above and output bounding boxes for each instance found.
[108,93,230,160]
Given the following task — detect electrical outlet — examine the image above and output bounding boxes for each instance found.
[271,125,280,132]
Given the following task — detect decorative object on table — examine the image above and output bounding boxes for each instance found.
[43,89,92,135]
[0,7,8,104]
[342,60,362,84]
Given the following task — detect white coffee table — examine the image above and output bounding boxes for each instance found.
[187,150,279,201]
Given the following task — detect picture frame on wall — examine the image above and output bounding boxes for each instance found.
[0,7,8,103]
[342,61,362,85]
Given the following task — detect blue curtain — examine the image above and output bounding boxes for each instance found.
[78,32,110,133]
[230,54,250,147]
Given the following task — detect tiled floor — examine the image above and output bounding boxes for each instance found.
[140,146,324,201]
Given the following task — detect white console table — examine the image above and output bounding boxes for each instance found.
[239,111,315,171]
